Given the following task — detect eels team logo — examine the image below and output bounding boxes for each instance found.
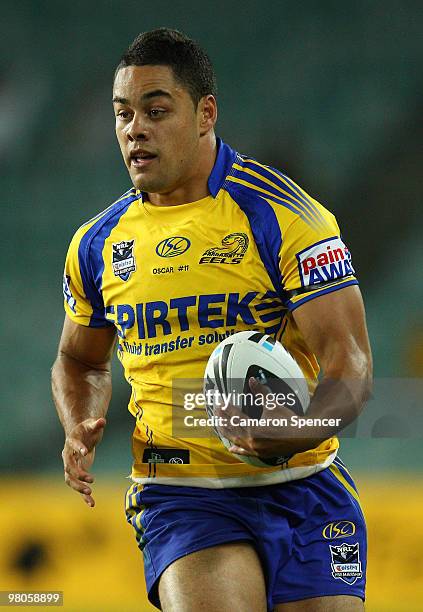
[329,542,362,585]
[112,239,136,281]
[156,237,191,258]
[199,232,249,264]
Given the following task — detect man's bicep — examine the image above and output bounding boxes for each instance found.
[292,285,372,372]
[57,316,116,369]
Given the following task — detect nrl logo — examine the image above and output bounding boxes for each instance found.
[199,232,249,264]
[112,239,136,281]
[329,542,362,585]
[63,274,76,313]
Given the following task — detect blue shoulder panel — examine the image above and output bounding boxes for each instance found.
[78,190,139,327]
[235,157,326,230]
[225,180,285,303]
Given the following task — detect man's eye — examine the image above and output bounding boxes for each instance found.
[117,110,131,119]
[148,109,166,118]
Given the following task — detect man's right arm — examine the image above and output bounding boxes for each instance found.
[51,316,116,507]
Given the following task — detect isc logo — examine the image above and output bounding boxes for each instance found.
[156,237,191,258]
[322,521,356,540]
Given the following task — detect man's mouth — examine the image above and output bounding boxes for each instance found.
[129,150,157,168]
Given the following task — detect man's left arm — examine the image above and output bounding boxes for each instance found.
[226,285,373,458]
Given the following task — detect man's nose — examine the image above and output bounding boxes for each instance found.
[126,113,149,141]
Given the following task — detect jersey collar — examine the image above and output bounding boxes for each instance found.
[207,137,238,197]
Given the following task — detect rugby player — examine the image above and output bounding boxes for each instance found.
[52,28,372,611]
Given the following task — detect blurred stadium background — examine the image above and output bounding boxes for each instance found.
[1,1,422,610]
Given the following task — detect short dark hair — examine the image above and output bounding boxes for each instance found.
[115,28,217,107]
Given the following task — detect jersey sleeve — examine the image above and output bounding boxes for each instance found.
[278,196,358,311]
[62,225,113,327]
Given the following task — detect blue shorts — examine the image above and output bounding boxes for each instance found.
[125,458,366,611]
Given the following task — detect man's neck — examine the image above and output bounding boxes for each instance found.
[147,133,217,207]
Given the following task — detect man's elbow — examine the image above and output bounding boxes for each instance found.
[352,345,373,401]
[324,346,373,408]
[362,353,373,404]
[55,349,112,373]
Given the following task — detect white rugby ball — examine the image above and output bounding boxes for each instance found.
[204,330,310,467]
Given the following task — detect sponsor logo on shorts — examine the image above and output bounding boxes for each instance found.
[63,274,76,313]
[142,448,190,464]
[296,236,355,287]
[148,452,165,463]
[322,521,356,540]
[199,232,249,264]
[329,542,363,585]
[112,239,136,281]
[156,237,191,258]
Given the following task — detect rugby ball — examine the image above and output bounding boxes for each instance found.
[204,330,310,467]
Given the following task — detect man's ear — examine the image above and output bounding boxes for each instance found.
[198,95,217,135]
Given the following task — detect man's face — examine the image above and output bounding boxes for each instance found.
[113,65,203,194]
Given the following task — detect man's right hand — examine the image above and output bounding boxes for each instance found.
[62,417,106,507]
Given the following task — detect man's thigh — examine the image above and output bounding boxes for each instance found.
[275,595,364,611]
[158,542,267,612]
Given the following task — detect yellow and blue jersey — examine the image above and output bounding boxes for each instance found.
[63,138,357,487]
